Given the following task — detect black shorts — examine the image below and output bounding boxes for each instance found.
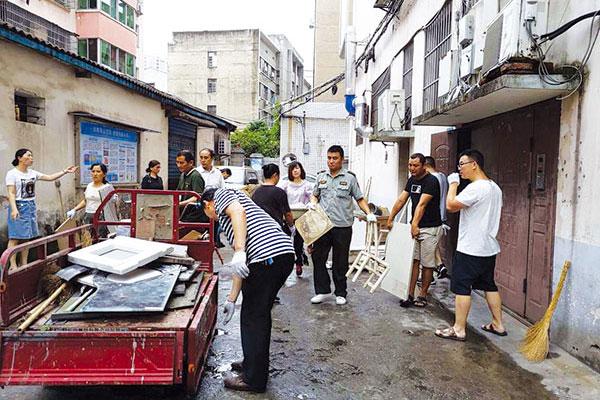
[451,251,498,295]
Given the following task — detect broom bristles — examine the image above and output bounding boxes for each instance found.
[520,261,571,361]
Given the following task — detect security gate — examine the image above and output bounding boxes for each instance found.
[168,118,197,190]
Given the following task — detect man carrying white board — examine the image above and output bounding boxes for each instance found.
[387,153,442,308]
[435,149,505,341]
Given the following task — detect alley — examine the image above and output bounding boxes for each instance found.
[0,254,556,400]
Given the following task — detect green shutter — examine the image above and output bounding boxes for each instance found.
[100,40,110,66]
[77,39,88,57]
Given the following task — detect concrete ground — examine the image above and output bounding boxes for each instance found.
[1,248,598,399]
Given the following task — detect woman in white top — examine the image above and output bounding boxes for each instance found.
[279,161,313,276]
[67,163,114,235]
[5,148,78,268]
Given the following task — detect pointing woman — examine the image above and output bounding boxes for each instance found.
[201,187,294,393]
[5,148,78,268]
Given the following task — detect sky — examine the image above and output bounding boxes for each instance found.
[141,0,316,80]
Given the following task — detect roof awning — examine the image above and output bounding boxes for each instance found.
[68,111,161,133]
[413,74,577,126]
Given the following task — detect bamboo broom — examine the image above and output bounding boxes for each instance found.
[520,260,571,361]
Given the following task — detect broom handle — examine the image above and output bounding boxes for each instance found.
[18,283,67,332]
[543,261,571,319]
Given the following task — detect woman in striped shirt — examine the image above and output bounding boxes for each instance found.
[201,187,294,393]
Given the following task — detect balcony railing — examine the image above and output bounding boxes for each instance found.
[0,0,77,52]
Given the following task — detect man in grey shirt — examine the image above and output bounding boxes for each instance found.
[425,156,449,279]
[309,145,376,305]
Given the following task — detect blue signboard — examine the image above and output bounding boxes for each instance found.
[79,121,139,185]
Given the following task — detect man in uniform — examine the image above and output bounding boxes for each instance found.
[309,145,377,305]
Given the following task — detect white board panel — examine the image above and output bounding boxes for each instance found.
[68,236,174,275]
[380,222,415,299]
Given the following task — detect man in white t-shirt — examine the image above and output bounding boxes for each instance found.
[435,149,505,341]
[196,148,225,247]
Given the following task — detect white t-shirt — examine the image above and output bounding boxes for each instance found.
[456,179,503,257]
[197,166,225,189]
[85,183,114,213]
[5,168,43,201]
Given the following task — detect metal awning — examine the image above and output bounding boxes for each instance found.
[369,130,415,142]
[413,74,578,126]
[68,111,162,133]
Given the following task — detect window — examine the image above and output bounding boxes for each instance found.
[118,49,126,73]
[125,53,135,76]
[14,91,45,125]
[97,0,134,29]
[371,67,390,131]
[78,39,88,58]
[423,1,452,114]
[100,0,111,13]
[208,51,217,68]
[402,41,414,130]
[118,1,126,24]
[100,40,110,66]
[207,105,217,115]
[78,0,98,8]
[208,79,217,93]
[126,4,134,29]
[88,38,98,62]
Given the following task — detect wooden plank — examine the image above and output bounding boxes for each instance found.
[55,218,79,251]
[380,221,415,300]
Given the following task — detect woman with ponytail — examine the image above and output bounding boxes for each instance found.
[66,163,114,234]
[5,148,78,268]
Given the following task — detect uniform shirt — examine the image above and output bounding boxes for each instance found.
[5,168,42,201]
[197,166,225,189]
[456,179,503,257]
[251,185,291,227]
[214,188,294,264]
[431,171,448,222]
[313,169,364,228]
[84,182,114,213]
[141,174,164,190]
[404,173,442,228]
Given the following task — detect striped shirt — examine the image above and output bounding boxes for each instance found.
[214,189,294,264]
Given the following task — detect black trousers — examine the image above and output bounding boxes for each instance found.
[311,226,352,297]
[241,253,294,390]
[293,232,305,266]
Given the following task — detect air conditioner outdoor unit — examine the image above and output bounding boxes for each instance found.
[481,0,548,75]
[373,0,392,9]
[376,89,405,132]
[218,138,231,155]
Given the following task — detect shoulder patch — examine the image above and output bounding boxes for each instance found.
[317,170,326,175]
[346,170,356,177]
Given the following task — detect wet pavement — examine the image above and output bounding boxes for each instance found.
[0,254,561,400]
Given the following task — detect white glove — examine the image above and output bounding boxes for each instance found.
[447,173,460,185]
[229,251,249,279]
[66,209,76,219]
[289,225,296,237]
[307,202,317,211]
[366,213,377,223]
[441,223,451,235]
[223,299,235,325]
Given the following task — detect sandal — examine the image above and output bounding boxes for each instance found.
[399,295,414,308]
[435,327,466,342]
[481,323,508,337]
[413,296,428,307]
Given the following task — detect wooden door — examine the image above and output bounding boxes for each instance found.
[525,101,560,321]
[430,130,458,270]
[470,110,533,315]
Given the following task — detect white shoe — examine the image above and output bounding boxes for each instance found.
[326,261,332,269]
[311,294,330,304]
[335,296,347,305]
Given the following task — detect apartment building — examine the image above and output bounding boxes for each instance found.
[0,0,142,76]
[168,29,307,126]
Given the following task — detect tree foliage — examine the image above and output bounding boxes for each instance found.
[231,104,281,158]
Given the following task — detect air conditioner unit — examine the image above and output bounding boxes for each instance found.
[353,96,372,137]
[481,0,548,75]
[218,138,231,155]
[438,51,459,98]
[373,0,392,9]
[376,89,405,132]
[459,14,474,48]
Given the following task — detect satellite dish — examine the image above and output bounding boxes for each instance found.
[282,153,297,167]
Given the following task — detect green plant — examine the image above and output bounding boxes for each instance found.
[231,103,281,158]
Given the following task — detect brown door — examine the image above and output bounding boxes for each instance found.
[525,101,560,321]
[430,130,458,270]
[467,101,559,321]
[470,110,533,316]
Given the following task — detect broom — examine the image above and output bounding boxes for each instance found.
[520,260,571,361]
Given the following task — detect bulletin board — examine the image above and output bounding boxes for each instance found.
[79,120,139,185]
